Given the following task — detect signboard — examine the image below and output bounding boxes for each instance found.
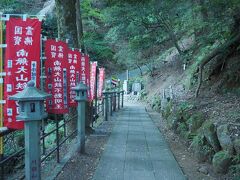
[111,76,118,87]
[45,39,69,114]
[80,54,90,100]
[98,68,105,98]
[123,80,128,94]
[132,82,142,92]
[90,61,97,101]
[68,49,81,107]
[4,17,41,129]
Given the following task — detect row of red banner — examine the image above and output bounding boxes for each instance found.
[3,17,105,129]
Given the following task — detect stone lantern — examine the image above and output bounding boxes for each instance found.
[10,81,51,121]
[72,82,88,102]
[72,82,88,153]
[9,81,51,180]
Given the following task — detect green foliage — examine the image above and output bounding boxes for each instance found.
[42,16,58,38]
[2,0,240,77]
[176,122,189,139]
[186,112,205,133]
[4,130,24,156]
[176,101,194,121]
[139,89,147,100]
[0,0,23,13]
[45,120,65,149]
[151,94,161,112]
[82,0,103,20]
[162,100,173,120]
[229,164,240,178]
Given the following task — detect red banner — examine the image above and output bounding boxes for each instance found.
[90,61,97,101]
[68,49,81,107]
[98,68,105,98]
[45,39,69,114]
[80,54,91,100]
[4,17,41,129]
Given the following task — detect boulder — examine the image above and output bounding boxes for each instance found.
[190,134,214,162]
[217,124,234,154]
[212,151,232,174]
[187,112,205,133]
[203,121,221,152]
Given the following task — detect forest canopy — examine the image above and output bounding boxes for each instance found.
[1,0,240,83]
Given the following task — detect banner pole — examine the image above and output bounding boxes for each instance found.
[40,34,43,90]
[0,16,4,158]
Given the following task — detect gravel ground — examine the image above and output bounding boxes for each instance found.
[55,120,114,180]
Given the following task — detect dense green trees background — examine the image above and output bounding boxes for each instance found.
[1,0,240,89]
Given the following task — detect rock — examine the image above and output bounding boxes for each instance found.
[202,121,221,152]
[198,166,208,175]
[217,124,234,154]
[190,134,214,162]
[187,112,205,133]
[233,138,240,154]
[212,151,232,174]
[38,0,55,16]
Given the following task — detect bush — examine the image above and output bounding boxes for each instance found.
[151,94,161,112]
[162,100,173,119]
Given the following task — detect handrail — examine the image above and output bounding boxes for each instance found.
[0,90,124,179]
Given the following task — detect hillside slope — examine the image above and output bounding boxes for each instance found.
[140,54,240,179]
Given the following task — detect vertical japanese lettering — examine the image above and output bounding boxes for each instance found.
[45,39,69,114]
[4,18,41,129]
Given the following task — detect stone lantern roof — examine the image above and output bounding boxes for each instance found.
[10,81,51,101]
[72,82,88,91]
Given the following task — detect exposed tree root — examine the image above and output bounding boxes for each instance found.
[195,33,240,97]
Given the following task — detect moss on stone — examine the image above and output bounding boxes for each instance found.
[217,124,234,154]
[212,150,232,174]
[187,112,205,133]
[202,121,221,152]
[191,133,214,162]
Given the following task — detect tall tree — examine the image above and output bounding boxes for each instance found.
[55,0,78,47]
[55,0,87,134]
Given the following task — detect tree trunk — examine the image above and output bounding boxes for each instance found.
[55,0,78,47]
[75,0,85,51]
[55,0,79,135]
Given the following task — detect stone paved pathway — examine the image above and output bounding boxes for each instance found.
[93,103,186,180]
